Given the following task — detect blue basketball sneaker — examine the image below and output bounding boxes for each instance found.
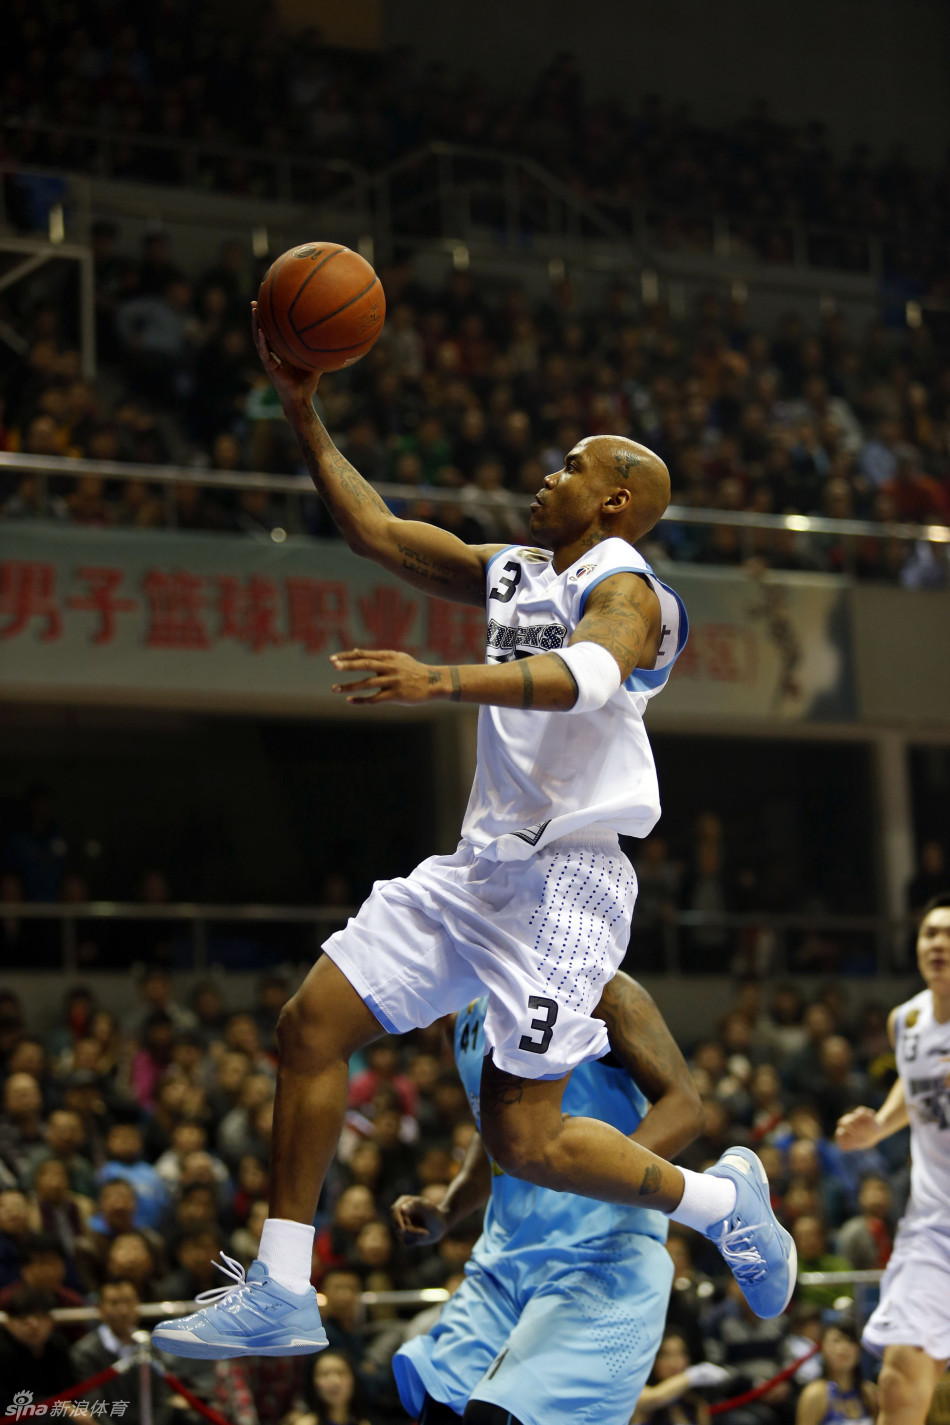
[152,1254,328,1359]
[703,1146,797,1319]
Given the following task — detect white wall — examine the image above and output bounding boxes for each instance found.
[383,0,950,162]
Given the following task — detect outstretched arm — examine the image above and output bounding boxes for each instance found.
[593,971,704,1159]
[331,569,662,710]
[253,304,501,607]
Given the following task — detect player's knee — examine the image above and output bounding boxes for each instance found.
[275,993,315,1062]
[276,988,343,1066]
[480,1118,548,1184]
[878,1358,922,1419]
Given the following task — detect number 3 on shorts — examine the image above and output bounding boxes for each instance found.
[519,995,559,1054]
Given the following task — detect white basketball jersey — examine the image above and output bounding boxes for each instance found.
[460,537,688,861]
[894,988,950,1237]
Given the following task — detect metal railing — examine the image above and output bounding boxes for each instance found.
[0,1289,453,1325]
[2,451,948,579]
[0,900,919,975]
[4,125,947,279]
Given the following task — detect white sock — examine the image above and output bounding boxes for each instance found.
[257,1218,315,1294]
[668,1169,737,1234]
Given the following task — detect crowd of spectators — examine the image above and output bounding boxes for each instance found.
[3,1,950,287]
[0,968,915,1424]
[2,223,950,586]
[2,779,944,976]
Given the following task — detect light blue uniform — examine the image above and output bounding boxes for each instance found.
[393,998,674,1425]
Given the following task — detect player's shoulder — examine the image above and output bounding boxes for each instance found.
[892,988,932,1042]
[899,987,932,1021]
[563,537,649,586]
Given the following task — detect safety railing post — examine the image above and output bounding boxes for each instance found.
[136,1338,154,1425]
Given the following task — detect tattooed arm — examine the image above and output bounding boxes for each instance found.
[252,303,502,607]
[569,571,663,676]
[593,971,703,1159]
[328,570,663,709]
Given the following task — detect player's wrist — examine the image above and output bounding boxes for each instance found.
[283,391,320,422]
[430,1200,452,1232]
[431,667,462,703]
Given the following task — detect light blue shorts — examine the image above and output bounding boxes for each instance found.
[393,1235,673,1425]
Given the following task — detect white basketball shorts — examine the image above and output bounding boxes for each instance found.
[862,1224,950,1364]
[323,828,637,1080]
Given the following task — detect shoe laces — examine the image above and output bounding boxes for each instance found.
[195,1252,257,1306]
[716,1222,768,1284]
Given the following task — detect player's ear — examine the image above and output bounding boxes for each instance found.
[603,488,631,514]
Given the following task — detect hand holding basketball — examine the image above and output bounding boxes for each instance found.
[256,241,386,372]
[251,302,320,404]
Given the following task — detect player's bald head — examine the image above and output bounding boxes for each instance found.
[582,435,671,537]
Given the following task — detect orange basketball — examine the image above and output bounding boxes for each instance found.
[256,242,386,372]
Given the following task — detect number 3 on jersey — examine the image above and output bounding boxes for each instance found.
[519,995,559,1054]
[489,560,522,604]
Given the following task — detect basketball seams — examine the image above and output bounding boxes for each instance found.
[295,337,380,355]
[286,247,347,325]
[257,241,385,371]
[295,275,380,337]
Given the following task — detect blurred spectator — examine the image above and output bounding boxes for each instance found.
[154,1120,229,1196]
[1,785,67,902]
[794,1322,875,1425]
[129,1014,177,1110]
[791,1217,854,1309]
[629,835,681,969]
[0,1073,46,1183]
[664,1231,716,1364]
[317,1268,366,1360]
[294,1348,375,1425]
[906,841,947,914]
[156,1222,224,1300]
[98,1123,171,1230]
[705,1279,791,1425]
[214,1352,306,1425]
[0,1191,32,1287]
[71,1278,169,1423]
[0,1286,76,1402]
[231,1198,269,1270]
[0,1231,86,1324]
[785,1139,846,1227]
[26,1159,92,1261]
[811,1037,869,1138]
[633,1330,729,1425]
[77,1179,164,1291]
[133,969,198,1036]
[31,1108,96,1199]
[348,1039,419,1119]
[313,1187,378,1281]
[834,1175,894,1269]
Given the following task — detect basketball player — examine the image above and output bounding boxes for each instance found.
[836,893,950,1425]
[391,972,706,1425]
[153,307,794,1360]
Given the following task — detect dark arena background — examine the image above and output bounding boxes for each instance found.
[1,0,950,1421]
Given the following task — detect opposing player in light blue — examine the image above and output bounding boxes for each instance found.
[391,974,713,1425]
